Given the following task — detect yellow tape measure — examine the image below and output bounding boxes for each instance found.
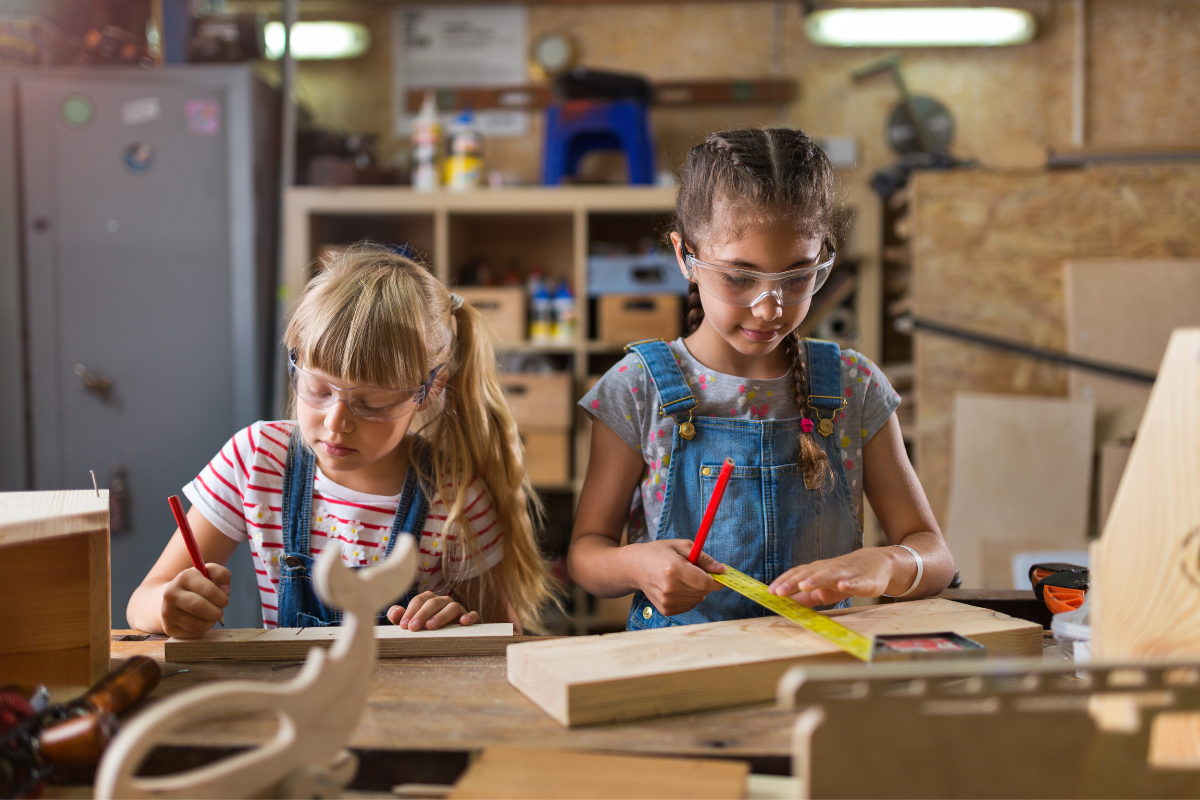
[713,567,874,661]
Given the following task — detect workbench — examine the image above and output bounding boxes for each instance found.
[110,630,799,791]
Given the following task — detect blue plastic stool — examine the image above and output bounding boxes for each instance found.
[542,100,656,185]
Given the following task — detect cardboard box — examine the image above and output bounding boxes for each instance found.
[522,431,571,486]
[0,491,111,687]
[456,287,526,343]
[499,373,572,430]
[597,294,681,345]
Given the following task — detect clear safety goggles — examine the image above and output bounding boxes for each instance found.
[683,245,836,308]
[288,352,442,422]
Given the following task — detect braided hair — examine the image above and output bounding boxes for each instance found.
[676,129,841,490]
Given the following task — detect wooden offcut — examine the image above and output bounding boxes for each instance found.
[448,746,750,800]
[1093,329,1200,661]
[0,490,110,687]
[165,623,516,662]
[507,598,1041,727]
[944,393,1094,588]
[1064,259,1200,440]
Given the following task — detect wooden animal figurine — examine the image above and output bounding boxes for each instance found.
[94,534,418,799]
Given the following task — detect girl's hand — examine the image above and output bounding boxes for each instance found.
[768,548,910,607]
[630,539,725,616]
[160,564,231,639]
[386,592,480,631]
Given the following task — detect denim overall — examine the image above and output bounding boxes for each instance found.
[276,428,428,628]
[626,339,863,630]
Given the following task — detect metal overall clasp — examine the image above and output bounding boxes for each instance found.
[806,394,848,437]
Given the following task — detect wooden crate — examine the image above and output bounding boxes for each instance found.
[0,491,110,687]
[521,431,570,486]
[455,286,526,343]
[597,294,681,345]
[499,373,572,431]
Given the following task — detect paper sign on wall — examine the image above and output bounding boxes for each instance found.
[121,97,160,126]
[393,4,529,137]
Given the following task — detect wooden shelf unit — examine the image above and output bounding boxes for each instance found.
[284,186,678,493]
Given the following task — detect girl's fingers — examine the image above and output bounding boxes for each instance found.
[425,602,468,630]
[409,596,449,630]
[459,610,481,626]
[386,605,407,625]
[402,592,435,626]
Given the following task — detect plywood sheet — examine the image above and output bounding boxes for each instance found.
[1064,259,1200,439]
[507,598,1041,727]
[911,167,1200,526]
[448,746,749,800]
[1093,329,1200,660]
[945,393,1094,588]
[165,623,515,662]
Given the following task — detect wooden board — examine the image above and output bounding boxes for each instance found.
[0,489,109,546]
[944,393,1094,588]
[164,623,516,662]
[1093,329,1200,660]
[910,167,1200,526]
[507,598,1042,727]
[448,745,750,800]
[1065,259,1200,440]
[0,490,110,686]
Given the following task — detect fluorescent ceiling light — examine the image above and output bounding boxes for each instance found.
[265,21,370,60]
[806,7,1036,47]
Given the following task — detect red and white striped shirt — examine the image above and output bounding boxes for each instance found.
[183,421,503,628]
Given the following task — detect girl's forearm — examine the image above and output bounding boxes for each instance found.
[567,533,644,598]
[126,580,168,634]
[885,530,955,598]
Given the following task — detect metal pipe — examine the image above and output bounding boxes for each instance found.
[896,315,1156,384]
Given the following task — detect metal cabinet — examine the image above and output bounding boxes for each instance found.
[3,65,278,627]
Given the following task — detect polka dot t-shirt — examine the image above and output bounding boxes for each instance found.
[579,338,901,542]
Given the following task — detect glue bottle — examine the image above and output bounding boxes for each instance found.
[444,108,484,191]
[411,91,441,191]
[551,281,577,343]
[530,282,553,343]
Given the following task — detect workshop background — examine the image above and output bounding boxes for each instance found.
[1,0,1198,631]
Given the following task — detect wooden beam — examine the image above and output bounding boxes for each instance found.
[507,598,1042,727]
[165,623,516,662]
[403,79,797,113]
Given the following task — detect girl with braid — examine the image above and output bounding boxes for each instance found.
[571,128,953,628]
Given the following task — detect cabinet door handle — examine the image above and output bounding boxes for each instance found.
[74,363,114,401]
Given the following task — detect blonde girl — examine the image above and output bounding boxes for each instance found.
[129,246,555,637]
[570,128,954,628]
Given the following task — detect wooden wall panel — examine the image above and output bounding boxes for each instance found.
[911,166,1200,525]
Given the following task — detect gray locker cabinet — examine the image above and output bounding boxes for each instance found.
[0,74,26,491]
[18,66,274,627]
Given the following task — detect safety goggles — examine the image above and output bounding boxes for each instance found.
[288,352,443,422]
[683,245,836,308]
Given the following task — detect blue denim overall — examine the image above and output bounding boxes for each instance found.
[276,428,428,628]
[626,339,863,629]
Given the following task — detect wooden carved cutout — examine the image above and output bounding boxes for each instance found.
[94,535,417,799]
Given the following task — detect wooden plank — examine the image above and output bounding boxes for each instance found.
[1093,329,1200,661]
[0,535,93,655]
[910,167,1200,526]
[164,623,516,662]
[943,393,1094,588]
[0,489,109,546]
[448,745,750,800]
[507,598,1042,727]
[88,528,112,683]
[0,647,91,689]
[1064,259,1200,439]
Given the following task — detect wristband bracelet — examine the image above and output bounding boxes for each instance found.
[881,544,923,598]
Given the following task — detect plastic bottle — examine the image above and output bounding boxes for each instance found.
[551,281,577,343]
[444,108,484,191]
[530,283,553,343]
[411,91,441,191]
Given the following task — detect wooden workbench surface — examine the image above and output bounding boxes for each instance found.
[110,631,796,762]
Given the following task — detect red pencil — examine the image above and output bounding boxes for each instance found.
[168,495,223,625]
[688,457,736,564]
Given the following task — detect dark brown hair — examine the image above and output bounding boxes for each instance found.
[675,128,839,490]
